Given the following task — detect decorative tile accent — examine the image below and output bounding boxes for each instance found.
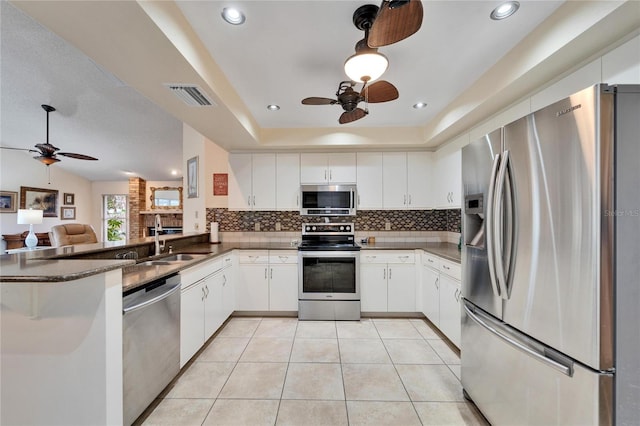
[206,208,461,233]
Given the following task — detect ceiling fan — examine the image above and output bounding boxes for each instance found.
[302,80,399,124]
[368,0,424,48]
[0,104,98,166]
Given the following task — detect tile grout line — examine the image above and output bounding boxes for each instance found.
[334,320,351,426]
[273,318,299,426]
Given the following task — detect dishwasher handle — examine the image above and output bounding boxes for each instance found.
[123,281,181,314]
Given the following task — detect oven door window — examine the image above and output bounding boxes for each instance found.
[302,257,356,293]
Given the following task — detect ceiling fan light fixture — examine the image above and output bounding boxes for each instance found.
[344,51,389,83]
[35,156,60,166]
[221,7,245,25]
[490,1,520,20]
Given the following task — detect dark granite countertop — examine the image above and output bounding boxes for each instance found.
[359,242,461,263]
[1,233,458,289]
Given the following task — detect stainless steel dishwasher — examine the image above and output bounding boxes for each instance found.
[123,274,181,426]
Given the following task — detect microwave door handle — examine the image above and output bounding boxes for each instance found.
[486,153,502,298]
[351,188,355,209]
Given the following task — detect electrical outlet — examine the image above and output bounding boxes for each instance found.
[385,222,391,231]
[254,222,261,232]
[275,222,281,231]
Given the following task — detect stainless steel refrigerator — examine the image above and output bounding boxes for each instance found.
[461,84,640,425]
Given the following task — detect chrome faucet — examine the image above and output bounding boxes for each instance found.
[154,214,164,256]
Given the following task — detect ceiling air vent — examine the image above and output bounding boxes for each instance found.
[164,84,216,107]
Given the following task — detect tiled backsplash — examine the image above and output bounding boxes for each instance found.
[206,208,461,234]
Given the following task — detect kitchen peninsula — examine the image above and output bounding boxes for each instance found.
[0,232,460,425]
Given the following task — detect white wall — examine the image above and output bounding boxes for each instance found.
[0,149,92,251]
[204,136,229,209]
[182,124,206,233]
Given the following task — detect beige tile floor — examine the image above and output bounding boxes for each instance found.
[141,317,488,426]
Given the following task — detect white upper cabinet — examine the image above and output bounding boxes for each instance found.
[432,149,461,208]
[276,153,300,211]
[382,152,408,209]
[228,153,276,211]
[602,34,640,84]
[300,153,356,184]
[382,152,432,209]
[356,152,383,210]
[407,152,433,209]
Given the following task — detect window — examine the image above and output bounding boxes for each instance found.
[103,194,127,241]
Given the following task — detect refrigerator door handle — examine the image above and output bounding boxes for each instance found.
[503,157,517,298]
[493,150,510,299]
[486,152,502,298]
[463,302,573,377]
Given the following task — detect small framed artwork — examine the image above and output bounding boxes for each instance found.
[20,186,59,217]
[0,191,18,213]
[213,173,228,196]
[63,193,75,205]
[61,206,76,220]
[187,156,199,199]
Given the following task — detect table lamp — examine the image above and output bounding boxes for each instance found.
[17,209,44,249]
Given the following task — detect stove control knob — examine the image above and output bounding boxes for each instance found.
[340,226,344,231]
[312,226,316,231]
[306,226,311,232]
[346,225,351,231]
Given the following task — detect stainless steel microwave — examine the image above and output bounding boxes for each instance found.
[300,184,357,216]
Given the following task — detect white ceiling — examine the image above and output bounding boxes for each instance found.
[2,1,638,181]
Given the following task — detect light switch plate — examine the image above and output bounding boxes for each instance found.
[385,222,391,231]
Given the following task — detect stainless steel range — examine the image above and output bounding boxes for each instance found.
[298,223,360,320]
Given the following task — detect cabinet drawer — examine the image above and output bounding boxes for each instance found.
[237,250,269,264]
[422,252,442,270]
[360,251,415,264]
[440,259,462,280]
[180,258,222,288]
[269,251,298,264]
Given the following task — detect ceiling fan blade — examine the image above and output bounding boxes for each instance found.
[302,97,338,105]
[57,152,99,161]
[363,80,399,103]
[339,108,368,124]
[0,146,38,153]
[368,0,423,48]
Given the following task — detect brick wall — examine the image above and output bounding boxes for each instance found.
[128,177,146,239]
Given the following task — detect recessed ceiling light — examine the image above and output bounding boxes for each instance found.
[490,1,520,20]
[267,104,280,111]
[221,7,245,25]
[413,102,428,109]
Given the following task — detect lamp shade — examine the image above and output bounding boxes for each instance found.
[344,51,388,83]
[17,209,44,225]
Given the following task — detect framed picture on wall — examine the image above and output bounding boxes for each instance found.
[0,191,18,213]
[187,156,199,199]
[20,186,58,217]
[63,193,75,205]
[61,206,76,220]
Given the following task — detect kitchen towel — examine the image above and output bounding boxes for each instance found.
[210,222,220,243]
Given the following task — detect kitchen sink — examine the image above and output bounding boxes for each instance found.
[140,260,174,266]
[160,254,206,262]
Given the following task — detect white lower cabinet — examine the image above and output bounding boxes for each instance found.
[360,251,416,312]
[236,250,298,312]
[180,256,235,367]
[420,251,461,348]
[438,273,462,348]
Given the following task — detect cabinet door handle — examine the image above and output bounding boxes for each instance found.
[265,268,268,280]
[253,195,256,206]
[270,268,273,280]
[325,170,327,180]
[435,277,439,290]
[404,195,407,205]
[408,194,412,205]
[443,265,450,270]
[427,258,434,263]
[223,275,227,286]
[383,269,386,280]
[201,287,205,301]
[330,170,333,181]
[388,268,392,280]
